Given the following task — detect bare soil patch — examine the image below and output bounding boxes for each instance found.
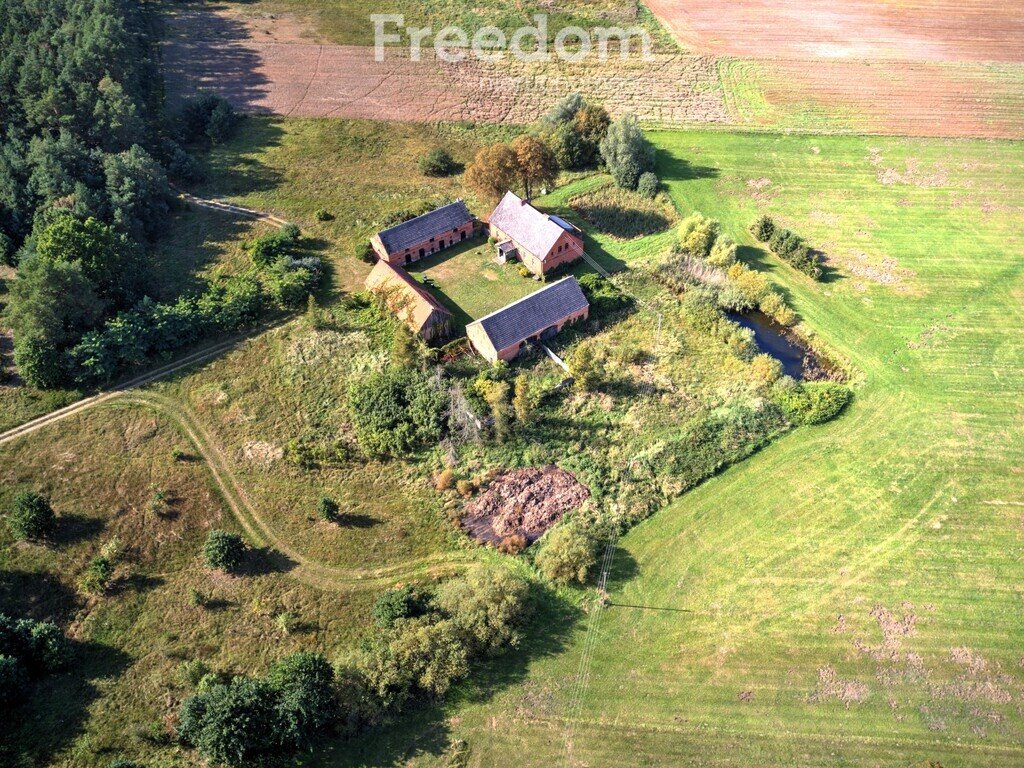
[645,0,1024,62]
[163,6,727,123]
[462,465,590,545]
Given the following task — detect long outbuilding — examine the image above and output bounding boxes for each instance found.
[370,200,476,266]
[466,277,590,363]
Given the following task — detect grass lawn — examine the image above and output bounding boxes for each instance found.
[339,131,1024,766]
[406,238,540,330]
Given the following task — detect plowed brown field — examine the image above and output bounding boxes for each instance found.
[644,0,1024,62]
[164,3,1024,138]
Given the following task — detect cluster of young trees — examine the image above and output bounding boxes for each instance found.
[178,651,336,766]
[0,612,70,707]
[175,567,530,767]
[346,367,447,458]
[750,215,823,280]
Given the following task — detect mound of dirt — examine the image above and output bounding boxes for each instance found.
[463,466,589,545]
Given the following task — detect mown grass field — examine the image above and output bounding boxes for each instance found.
[337,132,1024,766]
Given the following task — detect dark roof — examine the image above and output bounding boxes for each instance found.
[468,277,589,352]
[377,201,473,254]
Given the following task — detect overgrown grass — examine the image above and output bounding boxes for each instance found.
[223,0,676,49]
[569,178,677,240]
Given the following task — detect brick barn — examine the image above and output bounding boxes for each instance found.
[365,259,453,342]
[370,200,476,265]
[466,277,590,363]
[488,191,584,276]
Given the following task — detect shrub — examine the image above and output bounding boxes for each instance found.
[636,172,659,199]
[535,524,599,584]
[177,677,288,766]
[707,236,738,268]
[750,215,775,242]
[317,497,339,522]
[456,479,475,497]
[434,469,455,491]
[177,659,211,687]
[205,100,238,144]
[347,368,446,458]
[80,556,114,595]
[773,381,851,425]
[418,148,458,177]
[569,344,605,393]
[372,586,426,629]
[0,654,29,705]
[181,93,237,144]
[497,534,527,555]
[314,208,333,222]
[267,651,337,740]
[8,491,55,540]
[248,232,293,267]
[759,291,797,326]
[434,566,530,656]
[577,272,631,318]
[203,530,246,573]
[355,240,376,264]
[678,213,720,259]
[750,354,783,388]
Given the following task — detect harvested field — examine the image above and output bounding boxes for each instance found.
[720,57,1024,138]
[645,0,1024,62]
[462,466,590,545]
[164,7,726,124]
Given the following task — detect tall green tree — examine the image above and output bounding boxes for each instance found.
[599,114,655,191]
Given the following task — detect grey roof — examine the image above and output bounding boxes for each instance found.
[377,200,473,254]
[488,192,580,261]
[468,277,589,352]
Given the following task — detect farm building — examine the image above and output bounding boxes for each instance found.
[365,259,453,341]
[370,200,476,265]
[488,191,584,276]
[466,277,590,363]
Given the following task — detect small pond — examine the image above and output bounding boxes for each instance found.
[730,310,807,379]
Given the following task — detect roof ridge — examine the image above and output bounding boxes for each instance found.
[467,276,579,328]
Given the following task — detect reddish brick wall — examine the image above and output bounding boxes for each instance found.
[373,221,477,265]
[491,305,590,362]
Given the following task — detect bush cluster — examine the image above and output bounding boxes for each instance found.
[66,228,320,387]
[535,523,600,585]
[577,273,632,319]
[539,94,611,171]
[0,613,70,706]
[599,114,656,191]
[772,381,851,425]
[347,368,447,458]
[7,491,55,541]
[751,216,823,280]
[356,567,530,711]
[178,652,335,767]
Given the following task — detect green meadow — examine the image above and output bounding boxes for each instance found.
[347,131,1024,766]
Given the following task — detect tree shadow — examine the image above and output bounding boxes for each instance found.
[0,569,81,624]
[163,1,271,116]
[8,638,132,767]
[50,513,106,546]
[108,573,166,596]
[602,546,639,591]
[656,150,719,182]
[335,512,380,529]
[571,204,672,240]
[241,546,299,577]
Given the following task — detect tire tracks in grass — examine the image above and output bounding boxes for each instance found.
[117,392,479,592]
